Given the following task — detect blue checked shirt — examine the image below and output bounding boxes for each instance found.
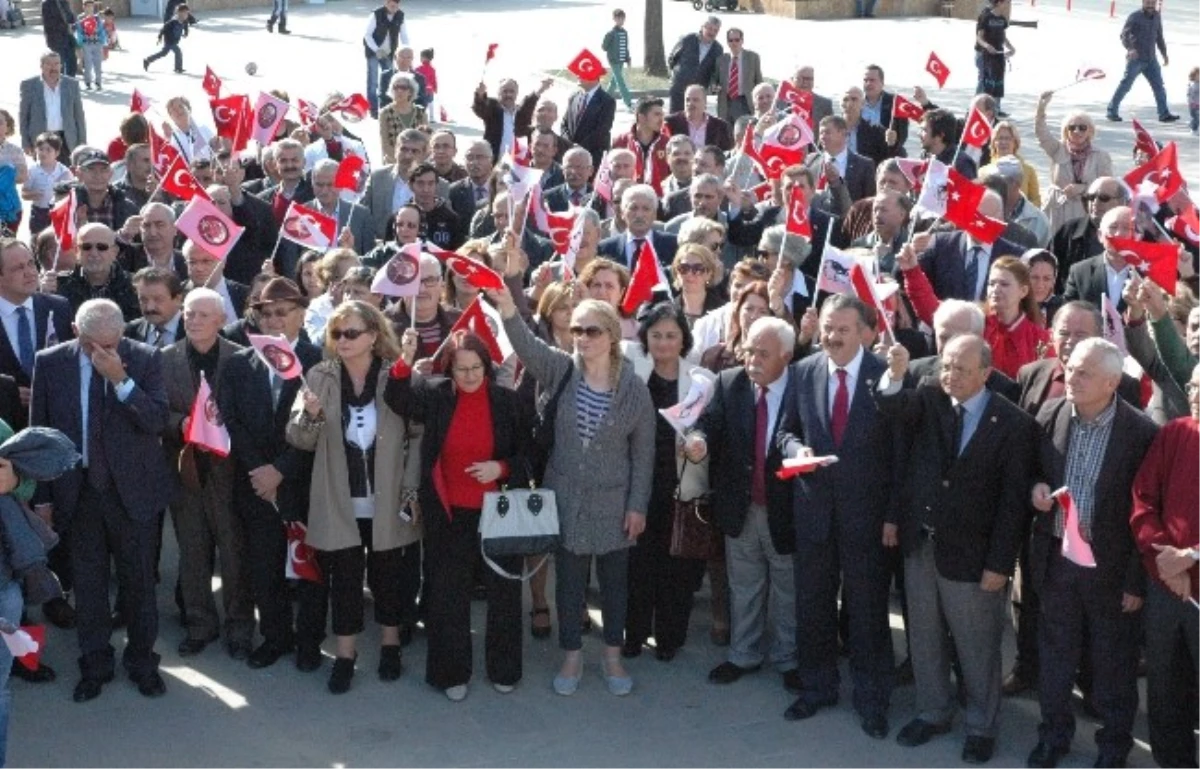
[1057,397,1117,540]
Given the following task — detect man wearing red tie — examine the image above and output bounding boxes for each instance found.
[715,29,762,124]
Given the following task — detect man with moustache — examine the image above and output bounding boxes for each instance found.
[125,267,183,348]
[116,203,186,281]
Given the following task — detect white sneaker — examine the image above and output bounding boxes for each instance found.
[445,684,468,702]
[493,683,515,694]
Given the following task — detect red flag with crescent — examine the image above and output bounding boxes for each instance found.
[1123,142,1183,205]
[785,184,812,239]
[566,49,608,81]
[160,155,212,203]
[285,521,321,582]
[445,254,505,291]
[202,66,222,99]
[329,94,370,122]
[49,191,77,252]
[1108,236,1180,295]
[130,89,150,114]
[891,94,926,122]
[960,105,993,149]
[926,51,951,88]
[448,296,512,363]
[334,155,366,191]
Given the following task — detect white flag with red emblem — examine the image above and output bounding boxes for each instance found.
[593,151,614,202]
[448,296,513,363]
[815,244,857,295]
[49,191,77,252]
[176,196,245,261]
[280,201,337,251]
[184,371,231,457]
[657,367,716,438]
[1100,293,1126,355]
[160,155,212,203]
[250,91,290,146]
[759,113,813,180]
[850,262,895,340]
[913,158,951,217]
[248,333,303,380]
[370,242,423,298]
[1050,487,1097,568]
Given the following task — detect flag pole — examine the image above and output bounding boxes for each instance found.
[812,217,836,305]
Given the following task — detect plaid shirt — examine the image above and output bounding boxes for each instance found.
[1057,396,1117,540]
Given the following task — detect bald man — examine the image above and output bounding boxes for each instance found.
[1063,206,1136,312]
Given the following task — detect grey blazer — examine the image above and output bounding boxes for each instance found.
[504,313,655,555]
[18,75,86,153]
[361,166,450,242]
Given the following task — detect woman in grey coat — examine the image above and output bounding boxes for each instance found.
[489,285,655,697]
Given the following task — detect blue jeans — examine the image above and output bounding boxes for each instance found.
[855,0,877,15]
[366,56,392,118]
[1108,57,1170,117]
[268,0,287,25]
[0,581,24,767]
[145,42,182,71]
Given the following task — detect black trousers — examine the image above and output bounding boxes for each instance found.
[1144,578,1199,768]
[424,508,522,690]
[237,492,293,649]
[72,485,159,679]
[309,519,418,638]
[625,494,705,652]
[1037,550,1140,761]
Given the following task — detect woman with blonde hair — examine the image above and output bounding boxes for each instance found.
[491,286,655,697]
[980,120,1041,207]
[1035,91,1113,236]
[671,243,722,325]
[287,301,423,695]
[303,248,361,340]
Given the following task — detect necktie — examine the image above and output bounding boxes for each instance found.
[152,325,167,348]
[270,372,284,410]
[630,237,644,268]
[570,189,583,206]
[729,56,740,99]
[575,93,588,123]
[964,246,982,300]
[751,385,767,506]
[87,368,110,490]
[474,185,487,204]
[831,368,849,447]
[952,403,965,457]
[15,306,34,376]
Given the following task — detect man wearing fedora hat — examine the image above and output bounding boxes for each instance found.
[217,278,324,671]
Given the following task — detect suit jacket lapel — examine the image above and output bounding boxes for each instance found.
[1051,402,1072,487]
[957,394,999,464]
[813,357,831,440]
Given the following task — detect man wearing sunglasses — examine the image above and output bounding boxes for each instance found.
[1049,177,1128,294]
[56,223,140,322]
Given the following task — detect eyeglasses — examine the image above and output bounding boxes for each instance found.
[330,327,369,341]
[258,306,296,319]
[1083,193,1116,203]
[727,36,742,42]
[676,263,708,275]
[452,364,485,376]
[80,243,112,252]
[569,325,606,339]
[1067,124,1089,133]
[755,249,776,259]
[419,276,440,287]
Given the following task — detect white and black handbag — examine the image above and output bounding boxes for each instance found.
[479,484,560,580]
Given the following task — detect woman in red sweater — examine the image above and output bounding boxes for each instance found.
[385,329,530,703]
[900,253,1050,378]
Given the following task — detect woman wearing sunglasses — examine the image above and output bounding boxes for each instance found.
[1035,91,1113,238]
[384,328,529,702]
[287,301,423,695]
[670,243,723,327]
[490,284,655,697]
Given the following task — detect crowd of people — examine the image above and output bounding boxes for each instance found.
[0,0,1197,767]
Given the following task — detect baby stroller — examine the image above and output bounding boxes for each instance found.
[692,0,737,10]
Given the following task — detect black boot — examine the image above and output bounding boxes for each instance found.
[378,646,402,681]
[277,15,290,33]
[328,656,355,694]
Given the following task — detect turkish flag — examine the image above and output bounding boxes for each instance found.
[129,89,150,114]
[960,210,1007,245]
[248,333,304,380]
[371,242,423,298]
[209,95,249,144]
[251,91,290,146]
[329,93,370,122]
[1108,236,1179,295]
[776,81,814,126]
[566,48,607,81]
[184,371,231,457]
[285,521,322,582]
[485,43,499,64]
[202,66,222,99]
[1124,142,1183,205]
[749,181,772,202]
[891,94,925,122]
[334,155,366,191]
[176,195,245,261]
[448,296,513,363]
[960,105,993,149]
[785,184,812,238]
[850,262,892,336]
[49,191,77,252]
[1168,204,1199,246]
[926,51,951,88]
[80,15,97,36]
[148,128,181,177]
[758,113,813,180]
[740,120,764,169]
[160,155,212,203]
[445,254,505,291]
[941,166,985,221]
[621,239,670,315]
[1050,488,1097,568]
[280,201,337,251]
[2,625,43,671]
[1131,118,1159,159]
[295,98,320,130]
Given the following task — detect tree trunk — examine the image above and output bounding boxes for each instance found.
[643,0,668,78]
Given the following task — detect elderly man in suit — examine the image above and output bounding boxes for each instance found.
[20,52,85,163]
[876,335,1036,765]
[596,184,677,271]
[781,66,834,127]
[860,65,908,159]
[446,140,495,236]
[471,77,549,161]
[805,116,876,207]
[125,267,184,349]
[841,87,891,169]
[116,203,187,281]
[161,288,253,659]
[1063,206,1136,312]
[906,191,1023,302]
[909,300,1021,401]
[30,298,172,702]
[182,241,249,327]
[542,147,593,213]
[561,69,616,172]
[288,159,373,255]
[667,16,724,114]
[666,86,733,153]
[217,278,324,670]
[714,28,762,124]
[685,317,798,689]
[776,294,896,739]
[1026,339,1158,769]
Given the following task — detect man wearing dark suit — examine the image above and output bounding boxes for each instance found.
[909,299,1021,402]
[596,184,677,270]
[30,299,172,702]
[254,140,314,235]
[660,187,692,222]
[686,317,798,689]
[805,116,876,206]
[714,29,763,124]
[561,75,616,172]
[665,86,734,153]
[125,267,184,349]
[542,148,594,213]
[667,17,724,113]
[861,66,909,159]
[1063,207,1136,314]
[446,140,496,239]
[841,87,891,169]
[776,294,896,738]
[211,158,275,286]
[217,278,322,670]
[909,204,1024,302]
[19,52,86,160]
[182,241,250,327]
[471,78,547,161]
[1050,178,1127,294]
[876,335,1036,764]
[1025,339,1158,769]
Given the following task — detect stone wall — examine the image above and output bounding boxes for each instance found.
[758,0,984,20]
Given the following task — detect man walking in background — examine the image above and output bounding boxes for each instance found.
[1107,0,1179,123]
[602,9,633,111]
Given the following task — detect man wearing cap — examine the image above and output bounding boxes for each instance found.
[217,277,323,671]
[562,62,616,171]
[472,78,550,162]
[72,149,139,233]
[19,51,86,164]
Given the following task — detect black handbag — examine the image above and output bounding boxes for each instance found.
[669,460,722,561]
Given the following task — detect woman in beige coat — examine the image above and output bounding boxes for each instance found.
[1035,90,1113,238]
[287,301,423,695]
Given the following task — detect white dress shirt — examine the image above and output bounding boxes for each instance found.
[78,350,135,466]
[825,147,849,180]
[0,295,35,363]
[826,344,865,413]
[757,369,788,458]
[210,277,240,325]
[1105,261,1131,305]
[43,80,63,132]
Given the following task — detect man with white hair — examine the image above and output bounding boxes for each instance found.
[472,77,551,161]
[1026,338,1158,769]
[983,156,1050,248]
[30,297,172,702]
[596,183,678,270]
[308,159,373,256]
[543,147,594,213]
[182,240,249,325]
[160,288,253,660]
[908,299,1020,401]
[1063,206,1137,312]
[116,202,186,281]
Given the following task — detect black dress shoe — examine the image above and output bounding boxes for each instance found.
[896,718,952,747]
[295,645,322,672]
[132,670,166,697]
[782,668,803,694]
[655,646,676,662]
[1093,755,1126,768]
[707,661,760,684]
[1027,741,1067,768]
[327,656,355,694]
[621,641,643,658]
[247,641,291,670]
[43,597,75,629]
[178,635,217,657]
[962,735,996,764]
[11,659,56,683]
[1002,668,1035,696]
[72,673,113,703]
[861,713,889,739]
[226,640,252,661]
[783,695,836,721]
